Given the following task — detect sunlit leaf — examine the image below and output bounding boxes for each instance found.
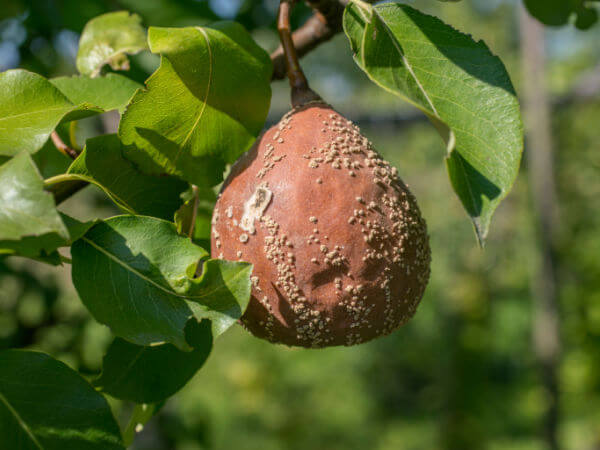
[344,1,523,243]
[0,153,68,260]
[50,74,142,114]
[71,216,252,350]
[118,21,272,186]
[0,70,101,156]
[77,11,148,77]
[0,152,93,264]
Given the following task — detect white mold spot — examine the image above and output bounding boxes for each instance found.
[240,183,273,235]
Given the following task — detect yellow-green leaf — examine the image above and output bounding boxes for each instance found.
[77,11,148,77]
[118,21,272,186]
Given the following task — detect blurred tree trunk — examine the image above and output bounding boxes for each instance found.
[519,7,561,450]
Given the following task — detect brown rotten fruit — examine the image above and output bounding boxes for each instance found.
[211,102,430,348]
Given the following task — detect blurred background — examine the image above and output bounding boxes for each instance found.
[1,0,599,449]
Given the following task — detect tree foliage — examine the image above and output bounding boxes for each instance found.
[1,0,596,446]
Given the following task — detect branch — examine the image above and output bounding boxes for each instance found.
[271,0,371,80]
[47,132,89,204]
[50,131,79,160]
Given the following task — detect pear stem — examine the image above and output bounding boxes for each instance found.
[277,0,322,107]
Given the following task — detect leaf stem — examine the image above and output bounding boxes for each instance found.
[277,0,321,107]
[51,131,79,160]
[122,403,156,447]
[44,174,89,205]
[44,173,79,187]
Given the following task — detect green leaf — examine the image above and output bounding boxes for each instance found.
[118,21,272,186]
[50,74,142,114]
[174,187,216,249]
[61,213,97,244]
[0,350,124,450]
[0,153,69,260]
[524,0,599,29]
[58,134,187,220]
[343,1,523,243]
[1,214,94,266]
[77,11,148,77]
[122,403,163,447]
[0,152,92,264]
[574,6,599,29]
[0,70,102,156]
[32,137,73,178]
[94,319,212,403]
[71,215,252,350]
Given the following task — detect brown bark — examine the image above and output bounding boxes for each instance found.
[271,0,374,80]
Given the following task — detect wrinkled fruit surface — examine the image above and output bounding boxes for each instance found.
[211,102,430,348]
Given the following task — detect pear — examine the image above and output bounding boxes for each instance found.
[211,101,430,348]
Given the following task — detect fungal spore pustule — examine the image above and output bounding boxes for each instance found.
[211,102,431,347]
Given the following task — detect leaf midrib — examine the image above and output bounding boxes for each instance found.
[0,105,73,124]
[102,345,147,391]
[173,26,214,163]
[0,390,43,449]
[371,6,438,117]
[82,237,241,302]
[57,173,138,215]
[351,3,444,130]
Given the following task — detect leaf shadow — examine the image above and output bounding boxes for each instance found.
[447,151,502,218]
[395,3,518,95]
[127,127,225,186]
[188,260,245,328]
[218,129,261,192]
[82,224,203,348]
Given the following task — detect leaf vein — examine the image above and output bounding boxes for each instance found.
[0,391,43,449]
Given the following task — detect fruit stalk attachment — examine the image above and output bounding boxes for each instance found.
[277,0,322,107]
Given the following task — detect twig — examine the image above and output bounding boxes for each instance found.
[271,0,374,80]
[50,131,79,160]
[278,0,322,106]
